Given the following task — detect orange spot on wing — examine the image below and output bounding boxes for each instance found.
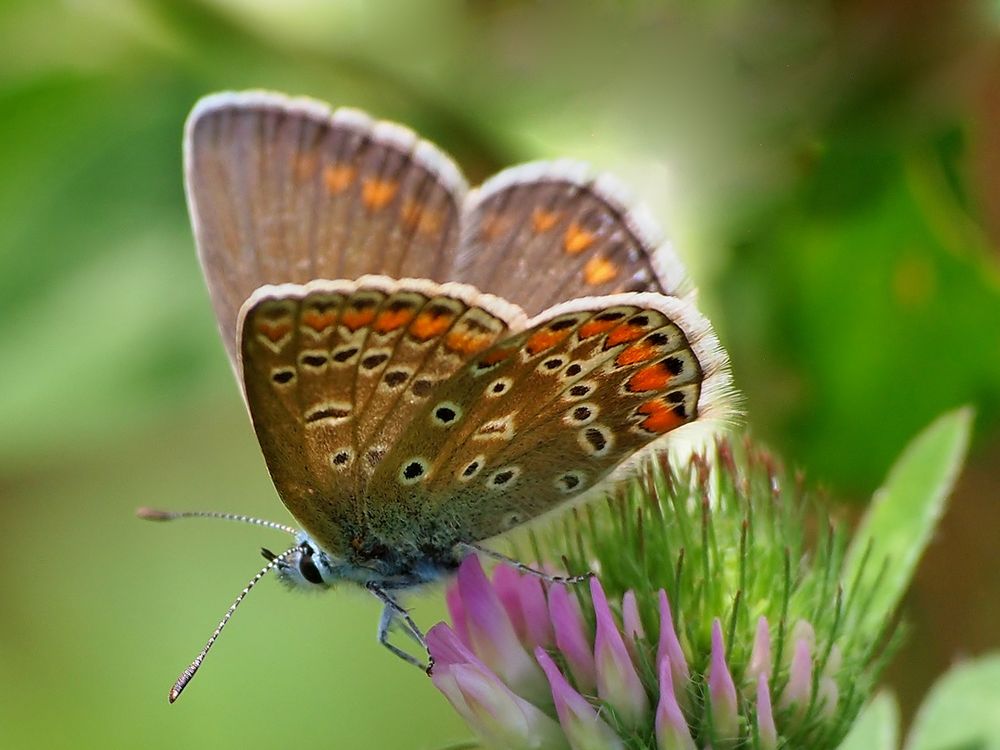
[636,399,684,433]
[410,311,453,341]
[342,308,376,331]
[479,213,510,240]
[374,308,415,334]
[605,324,646,348]
[446,331,494,355]
[579,318,621,339]
[526,328,571,355]
[295,154,317,181]
[564,222,596,254]
[616,343,657,367]
[401,200,443,235]
[257,321,292,343]
[479,348,514,367]
[362,178,398,210]
[532,208,561,233]
[627,362,672,392]
[301,311,338,333]
[324,164,356,193]
[584,256,618,285]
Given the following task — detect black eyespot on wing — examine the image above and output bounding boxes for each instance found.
[332,451,351,466]
[550,318,577,331]
[667,391,685,403]
[462,461,480,477]
[573,406,592,421]
[301,354,328,367]
[362,353,389,369]
[403,461,425,480]
[569,384,591,397]
[595,311,626,322]
[493,470,515,485]
[384,370,408,387]
[412,378,434,397]
[631,315,650,327]
[559,473,580,490]
[272,369,295,384]
[333,346,359,362]
[647,332,670,347]
[565,363,583,377]
[584,427,607,452]
[543,358,563,370]
[435,406,457,423]
[664,356,684,375]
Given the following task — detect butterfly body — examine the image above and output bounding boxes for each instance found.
[159,90,735,686]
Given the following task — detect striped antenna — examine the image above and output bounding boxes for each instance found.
[167,544,302,703]
[136,507,298,536]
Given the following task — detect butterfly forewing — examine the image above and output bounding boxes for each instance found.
[368,292,731,543]
[186,92,466,367]
[238,278,527,553]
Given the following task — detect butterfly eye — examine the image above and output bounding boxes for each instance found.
[297,549,325,585]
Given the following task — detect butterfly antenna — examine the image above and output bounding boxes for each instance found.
[136,507,298,536]
[168,544,302,703]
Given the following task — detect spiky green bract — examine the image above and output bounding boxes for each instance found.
[516,437,889,750]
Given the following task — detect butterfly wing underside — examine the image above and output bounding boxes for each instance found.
[186,91,687,370]
[237,277,526,554]
[367,291,732,544]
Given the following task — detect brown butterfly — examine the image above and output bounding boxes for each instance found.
[139,91,735,702]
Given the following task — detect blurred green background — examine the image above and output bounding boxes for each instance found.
[2,1,998,748]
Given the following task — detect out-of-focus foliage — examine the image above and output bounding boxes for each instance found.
[1,1,998,749]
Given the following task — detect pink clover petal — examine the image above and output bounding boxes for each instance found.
[747,616,771,682]
[755,673,778,750]
[458,555,548,703]
[449,662,569,750]
[520,575,555,649]
[445,584,472,648]
[708,619,739,742]
[621,590,645,662]
[591,576,649,728]
[549,584,597,692]
[656,590,690,706]
[492,565,529,643]
[655,657,697,750]
[780,628,814,714]
[426,622,479,673]
[536,648,625,750]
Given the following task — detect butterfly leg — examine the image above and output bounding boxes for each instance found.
[456,542,592,585]
[367,583,432,672]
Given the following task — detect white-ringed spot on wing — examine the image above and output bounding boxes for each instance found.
[304,401,352,426]
[431,401,462,427]
[360,349,392,371]
[399,458,430,485]
[474,415,515,441]
[563,380,597,401]
[411,378,435,398]
[537,356,566,374]
[577,424,614,457]
[554,470,587,494]
[486,377,513,398]
[382,368,411,389]
[559,361,586,380]
[270,367,296,387]
[330,448,354,470]
[330,345,361,366]
[487,465,521,490]
[457,455,486,482]
[564,402,599,427]
[298,350,329,371]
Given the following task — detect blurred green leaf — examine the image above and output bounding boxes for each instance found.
[906,654,1000,750]
[843,407,973,640]
[838,692,900,750]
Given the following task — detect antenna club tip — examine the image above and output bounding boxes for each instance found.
[137,507,173,521]
[168,687,181,703]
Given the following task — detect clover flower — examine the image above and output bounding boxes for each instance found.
[428,438,896,749]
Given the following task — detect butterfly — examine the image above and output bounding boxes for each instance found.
[140,90,735,702]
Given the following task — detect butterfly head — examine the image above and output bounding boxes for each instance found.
[264,538,336,590]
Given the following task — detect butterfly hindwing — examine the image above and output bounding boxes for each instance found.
[187,92,466,367]
[367,292,732,544]
[451,163,689,316]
